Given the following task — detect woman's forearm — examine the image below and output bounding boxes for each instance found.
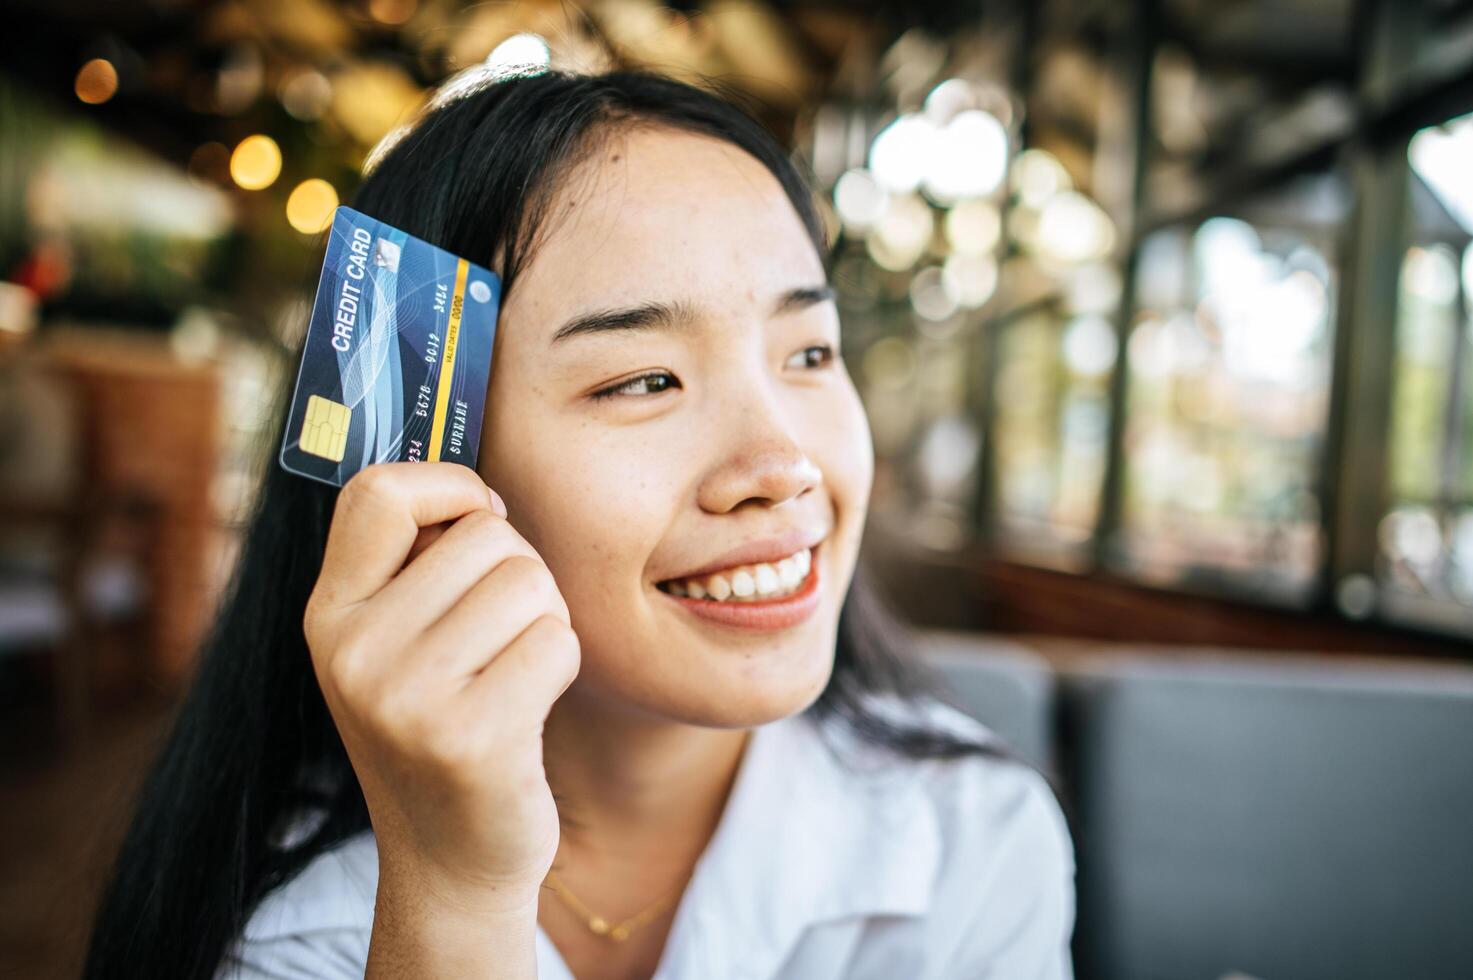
[367,870,542,979]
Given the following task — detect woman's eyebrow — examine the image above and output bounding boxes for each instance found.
[549,283,835,345]
[774,283,836,315]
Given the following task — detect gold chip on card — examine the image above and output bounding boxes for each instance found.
[300,394,351,463]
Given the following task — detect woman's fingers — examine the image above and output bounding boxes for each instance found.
[369,509,546,635]
[402,479,509,567]
[315,462,502,609]
[457,613,582,731]
[404,521,450,567]
[407,555,573,683]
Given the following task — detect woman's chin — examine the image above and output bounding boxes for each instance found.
[657,661,834,730]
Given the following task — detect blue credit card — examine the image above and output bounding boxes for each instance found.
[279,205,500,488]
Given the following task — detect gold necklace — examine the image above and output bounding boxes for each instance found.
[542,868,680,942]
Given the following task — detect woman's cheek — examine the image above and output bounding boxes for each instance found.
[820,381,876,510]
[546,433,680,561]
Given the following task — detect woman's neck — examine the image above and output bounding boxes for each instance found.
[541,685,752,877]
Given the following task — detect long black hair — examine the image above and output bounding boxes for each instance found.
[82,67,1004,980]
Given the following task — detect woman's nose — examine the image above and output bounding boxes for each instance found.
[696,415,823,514]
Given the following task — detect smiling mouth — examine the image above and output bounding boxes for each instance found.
[655,543,817,603]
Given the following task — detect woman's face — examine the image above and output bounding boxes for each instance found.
[477,125,873,729]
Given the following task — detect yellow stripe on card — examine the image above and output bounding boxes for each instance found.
[428,259,469,462]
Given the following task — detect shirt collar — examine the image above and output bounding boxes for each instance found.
[668,699,943,976]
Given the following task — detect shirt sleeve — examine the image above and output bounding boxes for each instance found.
[215,929,370,980]
[941,768,1077,980]
[213,835,377,980]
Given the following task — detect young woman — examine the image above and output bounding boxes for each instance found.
[83,68,1074,980]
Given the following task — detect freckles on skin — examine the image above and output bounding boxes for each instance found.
[489,415,680,621]
[472,127,870,726]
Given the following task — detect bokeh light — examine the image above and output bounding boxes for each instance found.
[909,265,957,321]
[1036,191,1116,263]
[924,110,1009,201]
[866,192,934,271]
[869,114,934,193]
[1012,149,1071,207]
[229,135,282,191]
[487,33,552,72]
[279,69,333,121]
[944,199,1002,255]
[285,179,339,234]
[74,58,118,105]
[942,253,999,308]
[833,168,887,231]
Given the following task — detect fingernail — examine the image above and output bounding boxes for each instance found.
[488,487,508,519]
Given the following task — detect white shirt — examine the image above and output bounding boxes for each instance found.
[220,695,1075,979]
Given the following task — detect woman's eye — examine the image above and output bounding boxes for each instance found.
[786,344,836,370]
[589,347,833,402]
[590,371,680,401]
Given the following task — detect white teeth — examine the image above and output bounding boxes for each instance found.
[777,558,800,589]
[661,546,815,603]
[706,574,732,600]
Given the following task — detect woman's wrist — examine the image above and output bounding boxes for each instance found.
[380,856,546,915]
[368,863,544,979]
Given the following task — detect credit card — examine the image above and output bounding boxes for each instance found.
[279,205,500,488]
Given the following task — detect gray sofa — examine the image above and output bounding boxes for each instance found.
[914,630,1473,980]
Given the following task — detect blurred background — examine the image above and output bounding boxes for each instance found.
[2,0,1472,978]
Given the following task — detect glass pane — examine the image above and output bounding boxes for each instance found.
[1378,109,1473,629]
[1388,245,1458,505]
[991,306,1114,558]
[1114,172,1346,602]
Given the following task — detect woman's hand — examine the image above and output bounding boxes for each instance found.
[302,461,579,915]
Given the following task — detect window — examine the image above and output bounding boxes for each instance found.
[804,0,1473,644]
[1113,173,1347,602]
[1378,111,1473,629]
